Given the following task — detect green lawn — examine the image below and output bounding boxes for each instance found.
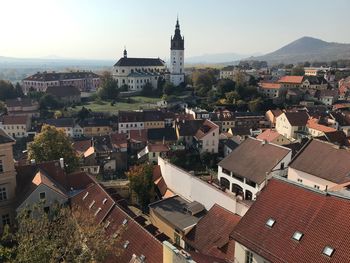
[68,96,160,115]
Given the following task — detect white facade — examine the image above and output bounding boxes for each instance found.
[118,121,144,134]
[287,167,337,191]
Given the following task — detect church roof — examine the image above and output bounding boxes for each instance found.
[114,57,165,67]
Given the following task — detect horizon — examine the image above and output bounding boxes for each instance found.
[1,0,350,61]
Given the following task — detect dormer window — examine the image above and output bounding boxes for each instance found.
[266,218,275,228]
[292,231,303,241]
[322,246,334,257]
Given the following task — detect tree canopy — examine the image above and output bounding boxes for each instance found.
[5,204,121,263]
[0,80,19,101]
[97,72,120,100]
[28,125,79,172]
[126,163,154,211]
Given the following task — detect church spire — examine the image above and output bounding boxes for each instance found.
[176,15,179,29]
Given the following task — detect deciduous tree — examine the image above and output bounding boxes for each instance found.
[28,125,79,172]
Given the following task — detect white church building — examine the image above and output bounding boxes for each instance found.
[112,18,185,90]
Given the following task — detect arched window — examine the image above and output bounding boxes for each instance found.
[245,190,253,200]
[232,184,243,197]
[220,177,230,190]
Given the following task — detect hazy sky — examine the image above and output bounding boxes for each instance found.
[1,0,350,60]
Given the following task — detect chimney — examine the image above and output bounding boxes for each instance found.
[59,158,64,169]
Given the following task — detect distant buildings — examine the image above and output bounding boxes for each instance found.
[22,71,100,94]
[5,98,39,118]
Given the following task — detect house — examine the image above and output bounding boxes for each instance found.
[223,139,239,157]
[0,115,31,138]
[79,135,128,176]
[302,75,328,90]
[211,110,235,132]
[265,109,283,127]
[231,176,350,263]
[288,139,350,191]
[329,111,350,136]
[231,112,270,130]
[275,111,309,140]
[46,85,81,104]
[317,130,349,146]
[185,107,210,120]
[227,127,251,144]
[143,110,166,129]
[218,137,292,200]
[71,181,164,263]
[277,75,304,89]
[81,118,112,137]
[306,118,336,137]
[5,98,39,118]
[193,119,219,154]
[129,129,148,153]
[256,129,291,146]
[149,196,206,248]
[118,111,144,134]
[44,118,75,137]
[317,89,339,105]
[258,82,285,100]
[147,128,177,144]
[138,143,170,164]
[22,71,100,94]
[0,129,17,228]
[184,204,241,262]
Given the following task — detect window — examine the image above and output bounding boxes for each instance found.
[266,218,275,228]
[222,168,230,176]
[39,192,46,200]
[292,231,303,241]
[322,246,334,257]
[297,178,303,183]
[246,179,256,188]
[245,250,253,263]
[0,187,7,201]
[2,214,10,226]
[314,185,320,190]
[0,160,3,173]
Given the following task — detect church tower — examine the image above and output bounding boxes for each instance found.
[170,17,185,86]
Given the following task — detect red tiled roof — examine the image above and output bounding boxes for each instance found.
[71,181,163,263]
[110,132,128,149]
[259,82,282,89]
[307,118,336,133]
[129,129,147,143]
[1,115,29,125]
[194,119,219,140]
[185,204,241,261]
[278,76,304,84]
[257,129,283,142]
[72,140,92,155]
[147,143,169,152]
[231,178,350,263]
[152,165,162,182]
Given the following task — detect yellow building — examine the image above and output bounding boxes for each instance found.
[0,129,17,228]
[81,119,112,137]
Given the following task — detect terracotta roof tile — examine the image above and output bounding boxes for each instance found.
[257,129,283,142]
[259,82,282,89]
[231,178,350,263]
[278,76,304,84]
[185,204,240,261]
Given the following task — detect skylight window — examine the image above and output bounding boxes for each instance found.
[292,231,303,241]
[122,218,128,225]
[89,200,95,209]
[266,218,275,228]
[94,207,102,216]
[82,192,89,200]
[123,240,130,249]
[102,198,108,204]
[322,246,334,257]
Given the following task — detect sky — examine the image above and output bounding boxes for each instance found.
[1,0,350,60]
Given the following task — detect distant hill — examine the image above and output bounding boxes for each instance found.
[249,36,350,64]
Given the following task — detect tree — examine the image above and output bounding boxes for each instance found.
[0,80,17,101]
[163,82,175,95]
[39,94,62,110]
[77,106,91,121]
[14,203,121,262]
[127,164,154,211]
[98,73,119,100]
[15,82,24,97]
[141,82,154,96]
[28,125,79,172]
[248,97,263,112]
[225,91,240,104]
[291,65,305,76]
[0,101,7,114]
[216,79,235,97]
